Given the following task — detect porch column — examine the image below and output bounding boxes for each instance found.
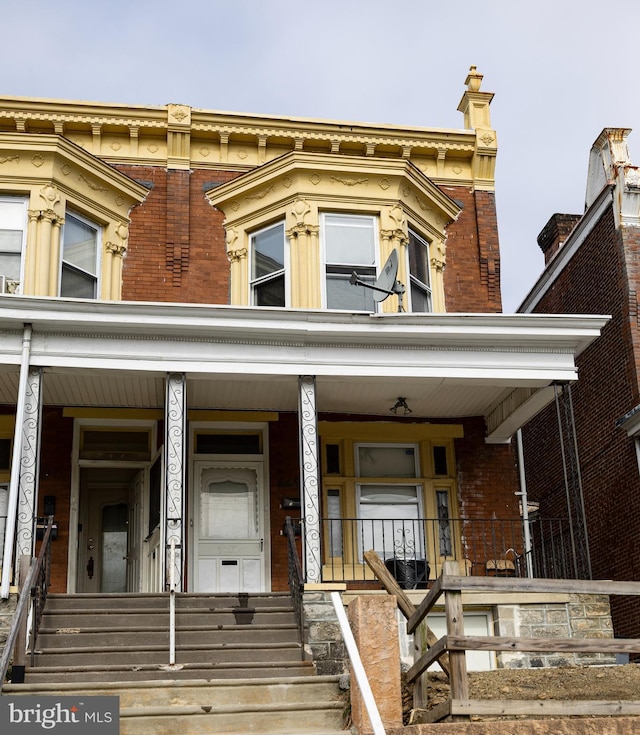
[164,372,187,591]
[15,367,43,564]
[298,375,321,583]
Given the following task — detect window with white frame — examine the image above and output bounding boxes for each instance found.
[408,228,432,312]
[60,212,100,298]
[323,213,377,311]
[250,221,286,307]
[0,197,27,284]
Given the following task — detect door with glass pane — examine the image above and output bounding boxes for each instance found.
[194,462,266,593]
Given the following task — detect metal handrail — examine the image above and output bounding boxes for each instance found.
[0,516,54,690]
[284,516,305,651]
[169,537,176,666]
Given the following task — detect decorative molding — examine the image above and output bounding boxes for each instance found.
[298,376,321,583]
[330,175,368,187]
[227,247,247,263]
[0,154,19,165]
[79,173,108,193]
[31,155,45,168]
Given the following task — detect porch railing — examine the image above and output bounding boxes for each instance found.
[0,516,54,689]
[320,516,577,585]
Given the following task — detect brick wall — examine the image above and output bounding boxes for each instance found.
[522,204,640,638]
[442,188,502,312]
[115,165,239,305]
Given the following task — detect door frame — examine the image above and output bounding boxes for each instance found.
[67,418,157,593]
[188,421,271,592]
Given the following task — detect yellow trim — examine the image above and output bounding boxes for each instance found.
[0,416,16,434]
[63,408,279,422]
[319,421,463,440]
[63,408,163,419]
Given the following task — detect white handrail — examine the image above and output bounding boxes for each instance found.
[330,591,386,735]
[169,538,176,666]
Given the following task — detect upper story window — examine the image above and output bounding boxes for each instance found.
[0,196,26,284]
[60,213,100,299]
[250,221,286,306]
[323,214,377,311]
[408,228,432,313]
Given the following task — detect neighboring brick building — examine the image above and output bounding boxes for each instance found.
[520,128,640,638]
[0,69,606,607]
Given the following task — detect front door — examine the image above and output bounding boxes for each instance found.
[76,467,144,593]
[193,461,266,593]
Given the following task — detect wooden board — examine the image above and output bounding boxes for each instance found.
[451,699,640,717]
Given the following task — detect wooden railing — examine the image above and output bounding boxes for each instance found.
[405,561,640,723]
[0,516,54,689]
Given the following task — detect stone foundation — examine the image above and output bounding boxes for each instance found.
[0,591,18,678]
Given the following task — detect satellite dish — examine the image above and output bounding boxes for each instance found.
[373,249,399,302]
[349,248,406,312]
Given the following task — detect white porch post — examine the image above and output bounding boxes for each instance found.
[15,367,43,565]
[298,375,321,583]
[164,372,187,591]
[1,325,33,598]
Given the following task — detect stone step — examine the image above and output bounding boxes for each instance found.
[31,641,304,667]
[23,660,317,683]
[39,608,297,628]
[37,623,300,648]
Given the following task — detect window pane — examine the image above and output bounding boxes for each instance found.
[252,223,284,279]
[61,265,96,298]
[63,215,98,275]
[254,273,285,306]
[325,214,375,265]
[410,281,432,313]
[408,230,430,287]
[436,489,452,556]
[200,478,258,539]
[0,199,25,281]
[326,271,375,311]
[0,253,21,280]
[358,485,423,560]
[327,488,343,557]
[358,446,417,478]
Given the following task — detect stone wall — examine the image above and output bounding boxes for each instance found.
[494,595,614,668]
[0,591,17,679]
[302,590,347,676]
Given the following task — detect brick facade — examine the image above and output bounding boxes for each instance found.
[522,206,640,638]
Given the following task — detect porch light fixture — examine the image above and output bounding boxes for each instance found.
[390,397,412,415]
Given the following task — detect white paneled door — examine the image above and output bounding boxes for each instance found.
[194,462,266,593]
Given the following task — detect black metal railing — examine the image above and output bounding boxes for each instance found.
[0,516,54,688]
[319,516,577,586]
[284,516,305,653]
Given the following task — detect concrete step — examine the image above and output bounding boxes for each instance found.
[23,660,317,683]
[4,676,346,735]
[37,623,300,648]
[5,676,341,708]
[31,642,304,667]
[39,608,297,628]
[44,592,293,611]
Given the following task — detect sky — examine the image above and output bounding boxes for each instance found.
[2,0,640,311]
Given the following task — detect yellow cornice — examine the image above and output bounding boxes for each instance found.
[0,96,495,190]
[206,151,461,233]
[0,132,149,220]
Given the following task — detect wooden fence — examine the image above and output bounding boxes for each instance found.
[405,560,640,722]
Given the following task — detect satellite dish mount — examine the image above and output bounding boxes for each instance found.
[349,249,405,312]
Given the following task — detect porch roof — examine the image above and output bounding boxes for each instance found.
[0,296,609,442]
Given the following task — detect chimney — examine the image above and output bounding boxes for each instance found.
[537,213,581,264]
